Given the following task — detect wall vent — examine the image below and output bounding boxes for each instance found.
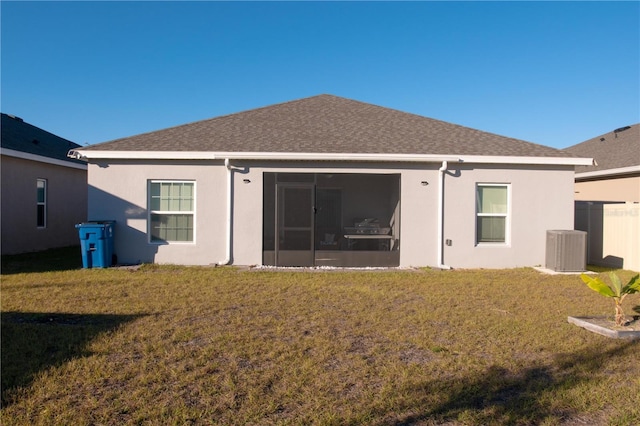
[545,230,587,272]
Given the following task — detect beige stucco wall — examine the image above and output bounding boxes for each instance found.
[1,155,87,254]
[574,176,640,203]
[87,159,576,268]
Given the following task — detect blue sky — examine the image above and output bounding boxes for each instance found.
[2,1,638,149]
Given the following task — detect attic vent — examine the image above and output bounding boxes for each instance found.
[613,126,631,134]
[32,139,40,145]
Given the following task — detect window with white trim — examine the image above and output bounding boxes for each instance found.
[476,184,509,244]
[148,181,195,242]
[37,179,47,228]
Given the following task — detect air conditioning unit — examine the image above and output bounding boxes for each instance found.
[546,230,587,272]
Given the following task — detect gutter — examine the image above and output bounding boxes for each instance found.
[67,149,86,160]
[66,149,592,166]
[575,165,640,181]
[437,161,452,270]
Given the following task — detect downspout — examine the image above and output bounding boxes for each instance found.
[218,158,233,266]
[437,160,451,269]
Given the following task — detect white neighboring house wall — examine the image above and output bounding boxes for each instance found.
[86,157,580,269]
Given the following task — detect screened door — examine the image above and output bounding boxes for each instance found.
[275,184,315,266]
[263,173,400,268]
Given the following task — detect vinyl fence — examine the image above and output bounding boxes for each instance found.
[575,202,640,272]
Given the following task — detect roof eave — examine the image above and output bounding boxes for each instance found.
[575,165,640,181]
[68,149,592,166]
[3,148,88,170]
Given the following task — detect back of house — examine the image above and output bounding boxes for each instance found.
[70,95,592,269]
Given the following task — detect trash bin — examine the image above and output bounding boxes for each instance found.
[76,221,116,268]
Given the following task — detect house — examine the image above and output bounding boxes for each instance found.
[565,123,639,203]
[69,95,592,268]
[1,113,87,255]
[565,124,639,271]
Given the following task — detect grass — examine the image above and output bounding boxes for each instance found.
[1,250,639,425]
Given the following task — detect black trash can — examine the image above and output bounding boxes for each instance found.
[76,221,116,268]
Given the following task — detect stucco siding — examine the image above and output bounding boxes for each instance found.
[1,155,87,254]
[88,160,227,265]
[241,162,576,269]
[574,176,640,203]
[86,160,576,269]
[228,161,441,267]
[441,164,575,268]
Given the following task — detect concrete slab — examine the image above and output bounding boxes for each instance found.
[533,267,595,275]
[568,316,640,340]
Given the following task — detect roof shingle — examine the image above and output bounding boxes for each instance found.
[84,94,571,158]
[1,113,84,164]
[564,123,639,173]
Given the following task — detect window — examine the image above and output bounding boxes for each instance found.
[149,181,195,242]
[476,184,509,244]
[37,179,47,228]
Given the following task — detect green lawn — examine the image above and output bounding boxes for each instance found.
[1,250,639,425]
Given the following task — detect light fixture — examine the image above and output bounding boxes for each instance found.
[243,179,251,184]
[421,181,429,186]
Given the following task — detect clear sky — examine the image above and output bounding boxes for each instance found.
[1,1,638,149]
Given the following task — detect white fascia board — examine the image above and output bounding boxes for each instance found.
[216,152,462,162]
[457,155,594,166]
[70,150,460,162]
[69,149,593,166]
[69,150,217,160]
[2,148,88,170]
[575,165,640,180]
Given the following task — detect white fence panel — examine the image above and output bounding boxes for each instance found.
[575,202,640,272]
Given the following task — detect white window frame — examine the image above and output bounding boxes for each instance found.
[475,183,511,246]
[148,180,196,244]
[37,178,47,228]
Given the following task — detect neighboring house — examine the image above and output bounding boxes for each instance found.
[69,95,591,268]
[1,113,87,255]
[565,124,639,271]
[565,123,639,203]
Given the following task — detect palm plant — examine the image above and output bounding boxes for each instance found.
[580,273,640,326]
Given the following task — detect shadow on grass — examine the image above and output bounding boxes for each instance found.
[385,341,638,425]
[1,246,83,274]
[1,311,143,406]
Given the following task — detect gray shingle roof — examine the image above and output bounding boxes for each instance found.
[84,94,571,158]
[1,113,84,165]
[565,123,639,174]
